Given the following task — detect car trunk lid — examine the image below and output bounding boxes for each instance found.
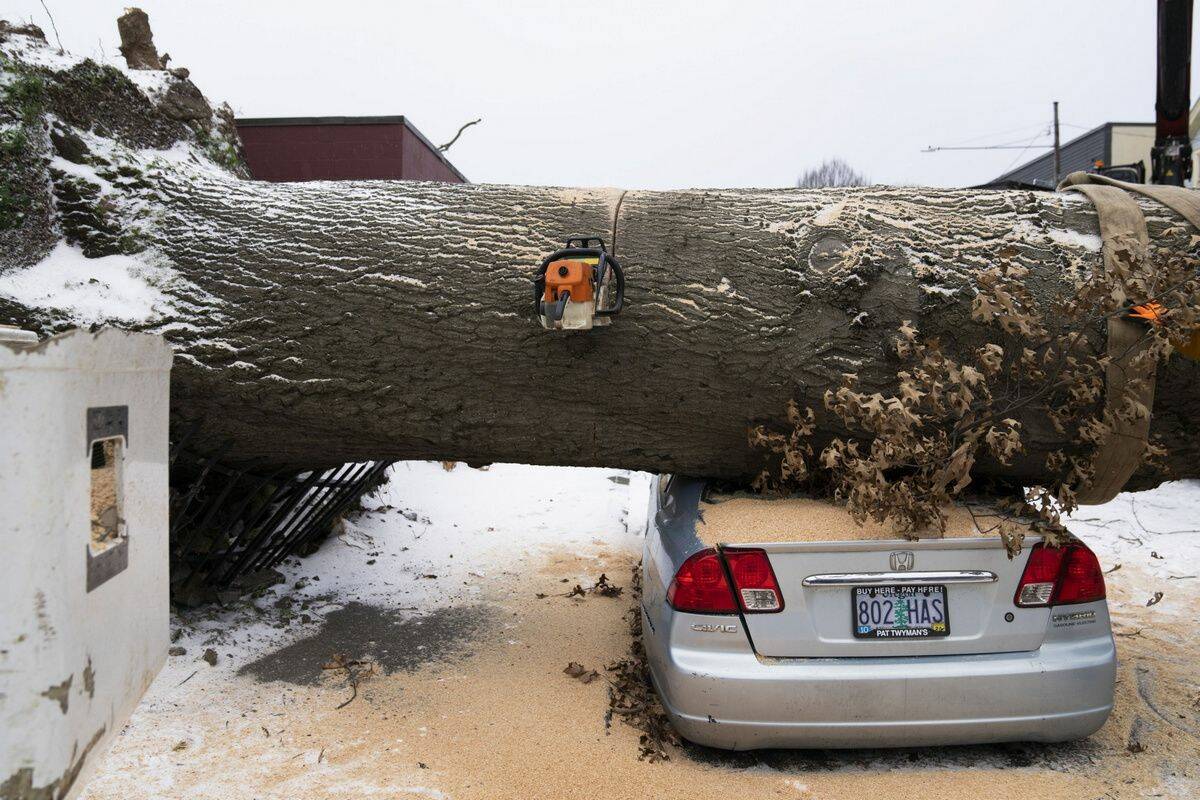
[698,494,1047,658]
[733,539,1045,657]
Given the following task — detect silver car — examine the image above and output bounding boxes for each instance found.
[641,477,1116,750]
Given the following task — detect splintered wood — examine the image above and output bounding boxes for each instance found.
[696,494,1031,546]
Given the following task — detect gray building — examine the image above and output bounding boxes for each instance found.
[989,122,1154,189]
[990,99,1200,189]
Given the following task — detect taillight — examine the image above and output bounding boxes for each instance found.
[666,548,784,614]
[1014,544,1064,606]
[1014,542,1105,607]
[724,548,784,612]
[667,549,737,614]
[1055,545,1106,604]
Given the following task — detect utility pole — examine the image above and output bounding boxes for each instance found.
[1052,101,1061,185]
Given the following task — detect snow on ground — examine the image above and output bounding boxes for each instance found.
[166,461,652,666]
[80,465,1200,800]
[0,29,89,72]
[1072,480,1200,615]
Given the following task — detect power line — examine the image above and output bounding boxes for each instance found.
[1001,126,1054,173]
[935,121,1057,148]
[924,118,1054,154]
[922,144,1053,152]
[922,102,1074,180]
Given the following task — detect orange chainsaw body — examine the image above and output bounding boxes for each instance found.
[543,259,596,304]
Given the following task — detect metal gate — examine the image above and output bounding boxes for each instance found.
[169,439,391,604]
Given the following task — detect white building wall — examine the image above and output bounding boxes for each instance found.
[1191,131,1199,188]
[1109,123,1156,177]
[0,329,172,799]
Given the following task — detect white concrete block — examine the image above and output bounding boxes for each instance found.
[0,328,172,799]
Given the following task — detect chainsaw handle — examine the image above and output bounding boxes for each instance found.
[536,247,608,266]
[594,253,624,317]
[565,236,607,250]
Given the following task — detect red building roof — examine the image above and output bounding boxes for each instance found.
[234,116,467,183]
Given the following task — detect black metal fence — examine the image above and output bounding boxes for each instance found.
[168,439,391,604]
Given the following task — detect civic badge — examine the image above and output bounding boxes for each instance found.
[890,551,915,571]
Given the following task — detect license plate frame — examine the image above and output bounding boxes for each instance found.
[851,584,950,639]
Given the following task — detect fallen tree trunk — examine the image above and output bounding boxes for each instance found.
[2,23,1198,489]
[143,173,1200,487]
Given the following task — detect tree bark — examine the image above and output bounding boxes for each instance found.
[134,171,1199,484]
[2,25,1198,487]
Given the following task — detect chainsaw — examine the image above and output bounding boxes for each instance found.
[532,236,625,331]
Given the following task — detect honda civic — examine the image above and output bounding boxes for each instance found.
[641,477,1116,750]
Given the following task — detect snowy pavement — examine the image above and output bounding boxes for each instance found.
[146,462,652,667]
[80,464,1200,800]
[1071,481,1200,615]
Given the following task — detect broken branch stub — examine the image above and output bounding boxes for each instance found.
[116,8,163,70]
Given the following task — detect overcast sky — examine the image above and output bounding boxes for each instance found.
[7,1,1198,189]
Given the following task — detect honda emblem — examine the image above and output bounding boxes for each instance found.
[890,551,915,571]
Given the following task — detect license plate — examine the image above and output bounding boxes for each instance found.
[852,585,950,639]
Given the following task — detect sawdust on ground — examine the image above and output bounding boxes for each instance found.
[1081,561,1200,794]
[80,543,1200,800]
[697,494,1030,546]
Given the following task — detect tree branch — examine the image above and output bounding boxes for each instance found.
[438,118,481,152]
[37,0,64,53]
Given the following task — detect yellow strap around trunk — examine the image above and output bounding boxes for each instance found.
[1055,172,1200,504]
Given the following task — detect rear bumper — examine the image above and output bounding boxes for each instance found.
[649,626,1116,750]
